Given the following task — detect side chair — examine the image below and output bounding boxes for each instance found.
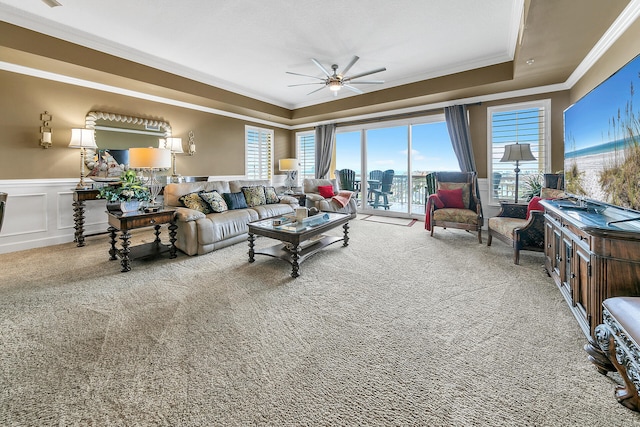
[369,169,395,209]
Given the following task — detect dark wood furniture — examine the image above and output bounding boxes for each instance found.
[247,212,350,278]
[593,297,640,412]
[73,188,100,247]
[540,199,640,371]
[107,209,177,272]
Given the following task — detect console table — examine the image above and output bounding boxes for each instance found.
[540,199,640,371]
[73,188,100,247]
[107,209,177,272]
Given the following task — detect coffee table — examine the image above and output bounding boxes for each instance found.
[247,212,350,278]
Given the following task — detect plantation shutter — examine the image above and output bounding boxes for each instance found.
[246,126,273,179]
[489,101,549,202]
[297,132,315,180]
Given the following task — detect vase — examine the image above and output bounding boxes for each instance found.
[120,200,142,213]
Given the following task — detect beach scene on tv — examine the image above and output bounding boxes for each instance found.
[564,54,640,211]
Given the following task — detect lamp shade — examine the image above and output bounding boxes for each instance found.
[279,158,298,171]
[129,147,171,169]
[165,137,184,153]
[68,128,96,149]
[500,143,536,162]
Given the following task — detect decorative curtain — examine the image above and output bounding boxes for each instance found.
[314,123,336,179]
[445,104,483,218]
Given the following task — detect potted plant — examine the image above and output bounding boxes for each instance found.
[97,170,151,213]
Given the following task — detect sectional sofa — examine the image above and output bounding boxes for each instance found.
[164,179,298,255]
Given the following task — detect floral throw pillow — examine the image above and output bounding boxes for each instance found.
[199,190,228,213]
[264,186,280,204]
[179,192,211,214]
[241,186,266,207]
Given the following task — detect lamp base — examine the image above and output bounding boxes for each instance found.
[75,181,92,190]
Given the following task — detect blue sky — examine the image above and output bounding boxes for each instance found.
[565,54,640,151]
[335,121,460,175]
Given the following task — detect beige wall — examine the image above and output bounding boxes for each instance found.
[0,70,293,180]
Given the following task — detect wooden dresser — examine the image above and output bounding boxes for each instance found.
[541,199,640,347]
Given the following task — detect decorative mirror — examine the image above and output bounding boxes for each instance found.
[83,111,172,178]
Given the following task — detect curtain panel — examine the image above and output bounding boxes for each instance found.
[314,123,336,179]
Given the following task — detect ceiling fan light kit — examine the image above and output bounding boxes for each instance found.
[287,55,386,97]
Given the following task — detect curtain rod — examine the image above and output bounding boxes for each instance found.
[334,102,481,128]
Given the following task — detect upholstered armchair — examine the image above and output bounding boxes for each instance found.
[425,171,483,243]
[487,185,565,264]
[303,178,357,218]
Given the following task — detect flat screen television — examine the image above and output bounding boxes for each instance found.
[564,53,640,212]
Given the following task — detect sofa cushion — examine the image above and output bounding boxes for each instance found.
[223,192,248,210]
[438,182,470,209]
[433,208,479,225]
[264,186,280,204]
[164,181,230,207]
[200,190,228,213]
[251,203,297,219]
[179,192,211,214]
[242,186,267,207]
[488,216,528,239]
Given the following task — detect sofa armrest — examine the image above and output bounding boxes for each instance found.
[174,207,206,222]
[278,195,300,208]
[305,193,324,202]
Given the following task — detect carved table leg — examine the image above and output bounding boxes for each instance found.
[291,244,300,278]
[119,231,132,272]
[154,224,161,243]
[248,233,255,263]
[73,200,86,247]
[342,222,350,247]
[168,221,177,259]
[108,226,118,261]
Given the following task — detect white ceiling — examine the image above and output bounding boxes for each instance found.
[0,0,523,110]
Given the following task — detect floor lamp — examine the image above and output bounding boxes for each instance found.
[129,147,172,207]
[500,143,536,203]
[68,128,97,190]
[279,158,299,194]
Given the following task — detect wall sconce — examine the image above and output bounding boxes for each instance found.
[68,128,97,189]
[188,130,196,156]
[40,111,52,149]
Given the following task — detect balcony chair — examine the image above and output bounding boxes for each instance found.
[369,169,395,209]
[335,169,360,201]
[425,171,483,243]
[367,170,384,202]
[303,178,357,218]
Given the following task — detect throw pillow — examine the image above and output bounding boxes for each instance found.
[242,186,266,207]
[179,192,211,214]
[223,192,248,210]
[438,182,470,209]
[437,187,465,209]
[199,190,228,213]
[317,185,335,198]
[264,186,280,204]
[527,196,545,220]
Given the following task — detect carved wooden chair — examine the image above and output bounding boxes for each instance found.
[426,171,483,243]
[487,202,545,264]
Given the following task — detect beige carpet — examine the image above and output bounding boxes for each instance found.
[0,220,639,426]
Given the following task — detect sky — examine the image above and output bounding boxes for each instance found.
[335,121,460,176]
[564,53,640,151]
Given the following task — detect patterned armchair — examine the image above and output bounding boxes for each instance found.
[426,171,483,243]
[487,202,545,264]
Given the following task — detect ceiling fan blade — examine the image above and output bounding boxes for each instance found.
[288,82,325,87]
[286,71,325,81]
[339,55,359,77]
[311,58,332,78]
[345,80,385,85]
[346,67,387,81]
[307,85,328,95]
[343,84,364,94]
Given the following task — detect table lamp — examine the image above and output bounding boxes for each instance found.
[279,158,299,194]
[500,143,536,203]
[129,147,171,207]
[163,137,184,183]
[68,128,97,190]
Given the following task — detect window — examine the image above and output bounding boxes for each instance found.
[488,100,550,204]
[245,126,273,179]
[296,131,315,180]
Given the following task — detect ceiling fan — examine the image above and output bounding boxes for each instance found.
[287,56,386,96]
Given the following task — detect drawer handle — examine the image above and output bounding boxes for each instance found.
[571,273,576,279]
[149,219,156,224]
